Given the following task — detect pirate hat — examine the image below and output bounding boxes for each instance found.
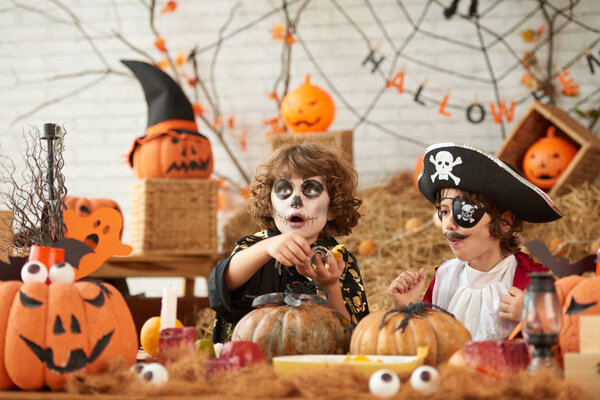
[121,60,210,167]
[417,143,562,223]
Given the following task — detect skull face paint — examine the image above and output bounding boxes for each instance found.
[271,173,333,243]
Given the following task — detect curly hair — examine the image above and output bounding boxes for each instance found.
[436,190,523,257]
[247,143,361,238]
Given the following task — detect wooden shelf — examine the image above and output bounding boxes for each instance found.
[90,253,221,279]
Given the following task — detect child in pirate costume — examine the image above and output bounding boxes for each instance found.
[388,143,562,341]
[209,143,369,342]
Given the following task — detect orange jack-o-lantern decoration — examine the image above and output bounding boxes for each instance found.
[280,75,335,133]
[522,126,577,190]
[413,152,424,189]
[122,60,214,179]
[0,259,137,390]
[128,130,213,179]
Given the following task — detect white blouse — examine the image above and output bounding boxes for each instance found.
[431,255,519,341]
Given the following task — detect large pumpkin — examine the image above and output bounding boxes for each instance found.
[350,303,471,365]
[129,130,213,179]
[231,304,351,360]
[522,126,577,190]
[280,75,335,133]
[555,275,600,354]
[0,279,137,390]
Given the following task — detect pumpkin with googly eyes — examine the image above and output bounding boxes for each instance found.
[0,246,137,391]
[280,75,336,133]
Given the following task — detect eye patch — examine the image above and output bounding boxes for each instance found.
[450,196,486,228]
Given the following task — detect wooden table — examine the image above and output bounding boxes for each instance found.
[90,253,221,295]
[90,253,221,331]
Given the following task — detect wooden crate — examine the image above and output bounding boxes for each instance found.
[496,101,600,197]
[268,130,353,164]
[129,179,218,255]
[564,352,600,400]
[0,210,12,263]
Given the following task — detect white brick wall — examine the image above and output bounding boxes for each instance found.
[1,0,599,245]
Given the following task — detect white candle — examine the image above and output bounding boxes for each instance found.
[160,287,178,331]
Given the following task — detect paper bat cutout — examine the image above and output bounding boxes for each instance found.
[52,238,94,271]
[63,207,132,280]
[0,255,28,281]
[524,240,596,278]
[565,297,598,315]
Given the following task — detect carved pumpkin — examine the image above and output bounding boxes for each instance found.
[122,60,214,179]
[0,280,137,390]
[555,275,600,354]
[350,303,471,365]
[231,304,351,360]
[129,130,213,179]
[280,75,335,133]
[522,126,577,190]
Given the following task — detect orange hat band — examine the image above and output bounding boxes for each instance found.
[146,119,198,136]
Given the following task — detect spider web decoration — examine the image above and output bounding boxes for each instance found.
[3,0,600,193]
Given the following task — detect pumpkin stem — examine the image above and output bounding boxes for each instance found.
[546,125,556,138]
[380,302,457,333]
[303,74,311,85]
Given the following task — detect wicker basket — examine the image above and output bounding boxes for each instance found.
[129,179,218,255]
[496,101,600,197]
[268,130,353,164]
[0,210,12,263]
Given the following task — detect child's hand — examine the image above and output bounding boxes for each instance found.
[265,232,312,267]
[387,268,427,307]
[296,250,344,289]
[499,287,525,322]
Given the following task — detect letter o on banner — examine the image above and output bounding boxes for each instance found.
[466,103,486,123]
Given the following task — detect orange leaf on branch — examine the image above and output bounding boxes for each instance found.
[175,51,187,66]
[157,58,170,70]
[192,102,204,116]
[267,92,280,102]
[239,130,247,152]
[269,23,286,40]
[160,0,177,15]
[153,36,167,53]
[285,33,296,45]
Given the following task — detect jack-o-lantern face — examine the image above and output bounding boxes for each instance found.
[558,276,600,354]
[129,130,214,179]
[522,126,577,190]
[280,75,335,133]
[0,280,137,390]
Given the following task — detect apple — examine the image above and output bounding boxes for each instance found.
[219,340,265,368]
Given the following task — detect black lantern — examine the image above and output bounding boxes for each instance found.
[520,273,563,377]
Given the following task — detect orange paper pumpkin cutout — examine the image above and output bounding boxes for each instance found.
[522,126,577,190]
[63,208,132,280]
[280,75,335,133]
[0,280,136,390]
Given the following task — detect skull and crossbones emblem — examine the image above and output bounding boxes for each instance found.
[457,201,477,223]
[430,151,462,185]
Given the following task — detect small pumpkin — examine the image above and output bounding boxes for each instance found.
[350,303,471,365]
[555,275,600,354]
[0,279,137,390]
[522,126,577,190]
[280,75,335,133]
[231,303,351,360]
[129,130,213,179]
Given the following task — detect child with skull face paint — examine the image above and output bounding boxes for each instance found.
[209,143,369,343]
[388,143,563,341]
